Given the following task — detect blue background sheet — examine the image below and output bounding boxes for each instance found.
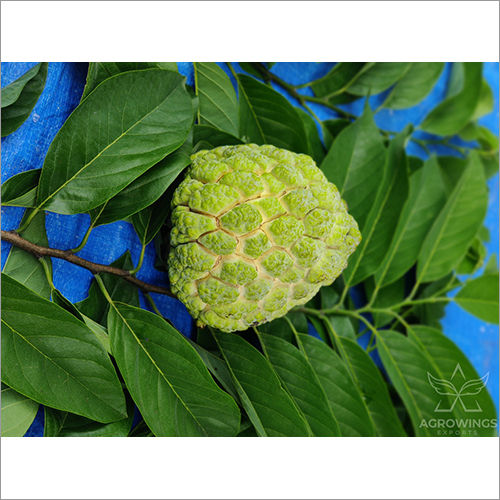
[1,62,498,436]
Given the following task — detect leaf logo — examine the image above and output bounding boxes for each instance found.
[427,364,489,413]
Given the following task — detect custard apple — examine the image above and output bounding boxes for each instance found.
[168,144,361,332]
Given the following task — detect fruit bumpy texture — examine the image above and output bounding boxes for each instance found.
[168,144,361,332]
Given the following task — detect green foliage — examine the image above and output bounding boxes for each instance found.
[35,69,193,215]
[1,62,48,137]
[421,63,483,136]
[1,274,126,422]
[417,152,488,282]
[320,104,386,229]
[1,169,40,207]
[82,62,178,99]
[2,211,52,298]
[90,140,191,228]
[76,252,139,325]
[213,330,310,436]
[237,74,308,152]
[382,63,445,109]
[456,274,499,323]
[374,156,446,287]
[1,384,39,437]
[108,302,240,436]
[342,127,410,286]
[193,62,239,136]
[1,61,498,437]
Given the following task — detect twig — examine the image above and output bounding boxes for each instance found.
[1,230,175,297]
[254,63,358,121]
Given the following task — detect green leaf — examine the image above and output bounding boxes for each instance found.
[376,329,445,436]
[108,303,240,436]
[295,107,325,163]
[36,69,193,214]
[382,62,444,109]
[483,255,499,275]
[365,277,405,328]
[76,251,139,325]
[1,385,39,437]
[307,316,329,343]
[472,79,494,119]
[193,124,243,151]
[2,211,52,298]
[347,63,412,96]
[213,330,310,437]
[82,62,177,99]
[455,274,499,323]
[420,63,483,136]
[238,74,308,153]
[414,273,460,329]
[1,169,40,207]
[408,325,497,436]
[257,317,294,343]
[193,62,239,136]
[1,63,48,137]
[130,189,173,246]
[327,314,357,341]
[456,237,487,275]
[321,119,351,150]
[44,397,134,437]
[188,340,240,402]
[446,62,465,98]
[375,156,447,287]
[298,334,377,436]
[258,333,341,436]
[310,62,372,98]
[333,337,406,436]
[417,152,488,282]
[342,128,409,286]
[320,104,386,230]
[51,289,111,353]
[43,407,67,437]
[1,274,126,422]
[238,62,269,81]
[90,142,191,227]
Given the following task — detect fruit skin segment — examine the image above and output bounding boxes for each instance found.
[168,144,361,332]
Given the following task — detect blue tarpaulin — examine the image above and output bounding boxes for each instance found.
[1,62,498,436]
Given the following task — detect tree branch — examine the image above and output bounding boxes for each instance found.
[1,230,175,298]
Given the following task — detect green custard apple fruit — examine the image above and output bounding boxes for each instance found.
[168,144,361,332]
